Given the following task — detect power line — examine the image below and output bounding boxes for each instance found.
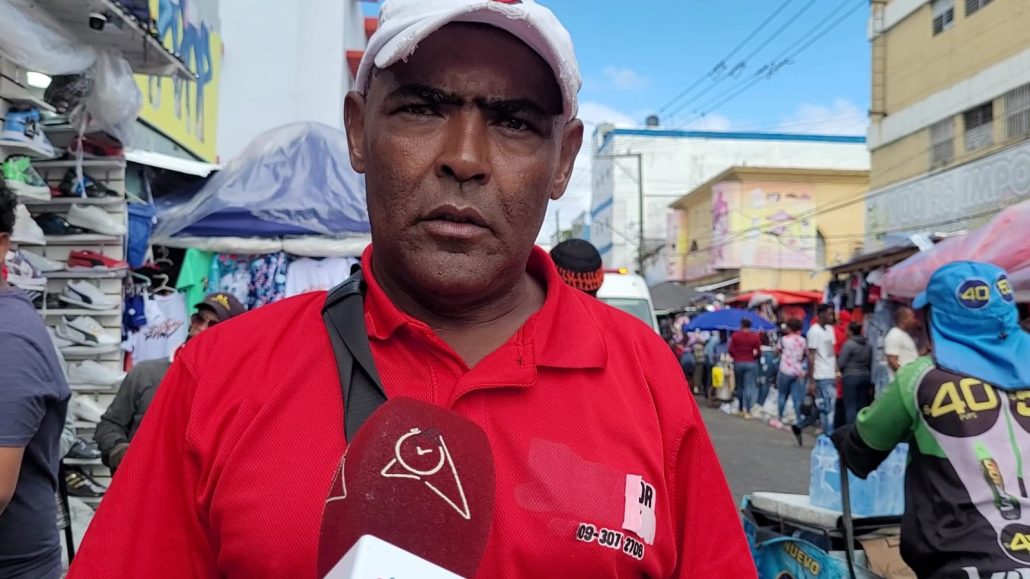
[666,0,821,120]
[658,0,799,114]
[674,0,866,128]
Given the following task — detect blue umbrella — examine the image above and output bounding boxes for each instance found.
[684,309,777,332]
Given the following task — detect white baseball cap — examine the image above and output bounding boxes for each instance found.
[356,0,581,119]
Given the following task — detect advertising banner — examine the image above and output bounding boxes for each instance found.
[711,180,817,270]
[135,0,222,162]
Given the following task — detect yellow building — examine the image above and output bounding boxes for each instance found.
[669,167,868,293]
[865,0,1030,251]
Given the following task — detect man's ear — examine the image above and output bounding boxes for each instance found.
[549,119,584,201]
[344,91,368,174]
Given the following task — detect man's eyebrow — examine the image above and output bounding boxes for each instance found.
[388,84,463,106]
[388,84,559,117]
[479,97,556,118]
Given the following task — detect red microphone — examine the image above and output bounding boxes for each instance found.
[317,398,496,579]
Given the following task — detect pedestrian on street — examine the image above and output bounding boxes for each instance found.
[885,305,921,380]
[792,304,837,444]
[549,238,603,297]
[837,322,872,425]
[0,186,70,579]
[67,1,752,576]
[776,318,807,424]
[834,262,1030,577]
[94,292,244,473]
[729,318,762,419]
[691,337,707,395]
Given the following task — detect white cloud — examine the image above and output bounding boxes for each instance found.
[604,66,648,91]
[776,98,868,135]
[682,113,733,132]
[537,101,637,244]
[578,101,637,128]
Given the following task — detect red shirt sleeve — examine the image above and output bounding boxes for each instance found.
[639,334,755,576]
[670,399,757,577]
[67,356,219,578]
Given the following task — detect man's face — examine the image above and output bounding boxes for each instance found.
[0,232,9,264]
[188,308,220,339]
[899,309,917,332]
[819,309,834,326]
[345,23,583,301]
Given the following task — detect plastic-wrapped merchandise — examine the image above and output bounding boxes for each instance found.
[71,50,143,146]
[0,0,97,74]
[154,122,370,241]
[810,435,908,516]
[882,199,1030,298]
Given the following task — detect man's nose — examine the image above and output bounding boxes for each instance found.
[436,110,491,185]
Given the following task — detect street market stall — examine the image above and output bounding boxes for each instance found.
[881,199,1030,302]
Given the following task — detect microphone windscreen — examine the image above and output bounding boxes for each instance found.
[317,398,496,578]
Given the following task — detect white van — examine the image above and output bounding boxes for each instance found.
[596,271,659,333]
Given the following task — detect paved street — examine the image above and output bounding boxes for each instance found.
[696,397,811,505]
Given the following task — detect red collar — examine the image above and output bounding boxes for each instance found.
[362,245,607,370]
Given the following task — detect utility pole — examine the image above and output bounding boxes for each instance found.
[554,209,561,243]
[594,152,645,275]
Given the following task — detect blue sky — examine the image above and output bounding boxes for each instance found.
[544,0,871,133]
[363,1,873,239]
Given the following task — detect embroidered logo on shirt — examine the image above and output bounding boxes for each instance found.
[381,427,471,520]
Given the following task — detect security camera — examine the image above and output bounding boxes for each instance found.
[88,12,107,31]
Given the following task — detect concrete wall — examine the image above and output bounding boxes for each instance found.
[217,0,366,162]
[674,169,867,290]
[869,1,1030,189]
[589,129,869,279]
[880,1,1029,114]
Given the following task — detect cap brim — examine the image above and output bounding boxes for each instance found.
[195,302,226,321]
[912,292,929,309]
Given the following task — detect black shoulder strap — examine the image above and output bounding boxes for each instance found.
[321,269,387,442]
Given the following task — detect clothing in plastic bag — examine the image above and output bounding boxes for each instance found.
[0,0,96,74]
[72,51,143,147]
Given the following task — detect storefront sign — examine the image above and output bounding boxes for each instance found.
[134,0,222,162]
[866,140,1030,251]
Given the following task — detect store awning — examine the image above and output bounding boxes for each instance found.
[694,277,740,293]
[882,200,1030,299]
[729,290,823,306]
[125,150,219,177]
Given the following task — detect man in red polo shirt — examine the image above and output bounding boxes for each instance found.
[68,1,752,577]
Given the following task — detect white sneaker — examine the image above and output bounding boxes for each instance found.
[48,326,74,349]
[11,204,46,245]
[60,280,117,311]
[67,204,126,236]
[71,395,104,423]
[4,250,46,290]
[68,360,126,386]
[20,249,64,273]
[58,343,119,357]
[56,316,119,347]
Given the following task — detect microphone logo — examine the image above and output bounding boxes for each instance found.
[381,427,472,520]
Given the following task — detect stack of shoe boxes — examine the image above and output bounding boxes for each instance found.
[1,55,126,507]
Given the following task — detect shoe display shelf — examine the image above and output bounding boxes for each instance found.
[0,62,59,161]
[2,61,129,502]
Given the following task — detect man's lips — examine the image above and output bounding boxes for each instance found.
[422,205,489,228]
[420,205,491,240]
